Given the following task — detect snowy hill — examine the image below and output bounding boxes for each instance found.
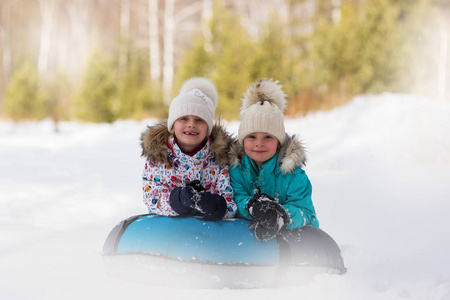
[1,93,449,300]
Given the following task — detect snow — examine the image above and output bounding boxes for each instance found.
[1,93,450,300]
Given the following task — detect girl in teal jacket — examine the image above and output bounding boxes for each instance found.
[229,78,319,241]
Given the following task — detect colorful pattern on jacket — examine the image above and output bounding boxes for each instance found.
[142,137,237,218]
[229,136,319,229]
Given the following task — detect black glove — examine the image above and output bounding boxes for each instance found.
[246,188,290,241]
[169,180,204,215]
[194,192,227,220]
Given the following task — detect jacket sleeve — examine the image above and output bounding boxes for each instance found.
[229,167,253,220]
[282,169,318,229]
[142,160,179,216]
[213,165,237,219]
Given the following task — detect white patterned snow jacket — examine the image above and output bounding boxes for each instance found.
[140,121,237,219]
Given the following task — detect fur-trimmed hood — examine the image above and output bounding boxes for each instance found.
[140,120,234,165]
[229,134,307,174]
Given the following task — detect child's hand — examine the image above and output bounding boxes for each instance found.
[175,180,205,211]
[170,180,226,219]
[169,180,204,215]
[194,192,227,220]
[250,220,282,241]
[185,180,205,193]
[246,192,290,241]
[169,186,193,215]
[247,193,288,228]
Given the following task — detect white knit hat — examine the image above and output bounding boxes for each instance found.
[167,77,218,135]
[238,78,287,145]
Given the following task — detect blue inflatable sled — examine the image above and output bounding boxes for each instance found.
[102,215,346,288]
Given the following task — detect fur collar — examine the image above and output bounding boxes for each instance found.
[229,134,307,175]
[140,120,234,165]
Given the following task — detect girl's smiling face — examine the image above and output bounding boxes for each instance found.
[243,132,279,167]
[171,115,208,151]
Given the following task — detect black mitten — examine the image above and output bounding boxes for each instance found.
[246,189,290,241]
[185,179,205,193]
[195,192,227,220]
[247,194,289,228]
[246,188,275,221]
[169,187,191,215]
[169,180,204,215]
[250,210,288,241]
[251,221,282,241]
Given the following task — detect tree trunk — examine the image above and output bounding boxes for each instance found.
[163,0,175,104]
[67,0,90,79]
[331,0,341,23]
[201,0,213,52]
[233,0,289,38]
[438,12,448,101]
[119,0,131,74]
[0,0,12,99]
[38,0,55,75]
[148,0,161,81]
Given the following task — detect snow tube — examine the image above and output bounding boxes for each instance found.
[102,214,346,288]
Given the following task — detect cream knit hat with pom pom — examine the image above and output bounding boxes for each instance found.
[167,77,218,136]
[238,78,287,145]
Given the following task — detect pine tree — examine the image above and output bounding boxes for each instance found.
[309,2,363,107]
[2,59,46,121]
[43,68,71,131]
[116,49,145,119]
[73,50,118,123]
[308,0,422,108]
[175,1,254,120]
[210,10,254,120]
[249,17,290,89]
[116,48,165,120]
[358,0,407,93]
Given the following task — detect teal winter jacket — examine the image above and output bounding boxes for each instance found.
[229,134,319,229]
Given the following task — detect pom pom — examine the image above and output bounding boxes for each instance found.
[179,77,218,107]
[241,78,286,111]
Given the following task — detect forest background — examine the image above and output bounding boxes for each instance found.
[1,0,450,129]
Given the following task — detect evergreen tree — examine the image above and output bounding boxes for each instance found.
[43,68,71,131]
[249,17,291,89]
[175,37,212,85]
[73,50,118,123]
[116,48,147,119]
[117,55,165,120]
[308,0,421,108]
[2,59,46,121]
[175,1,255,120]
[309,2,363,107]
[131,49,164,119]
[358,0,408,93]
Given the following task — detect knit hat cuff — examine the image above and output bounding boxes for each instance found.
[238,112,285,145]
[167,90,215,135]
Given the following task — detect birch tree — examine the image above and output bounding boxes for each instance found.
[331,0,341,23]
[162,0,175,103]
[0,0,12,99]
[432,0,450,101]
[201,0,213,51]
[120,0,131,73]
[437,13,448,100]
[232,0,289,38]
[66,0,90,79]
[38,0,56,75]
[148,0,161,81]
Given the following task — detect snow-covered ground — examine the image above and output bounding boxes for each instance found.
[1,93,449,300]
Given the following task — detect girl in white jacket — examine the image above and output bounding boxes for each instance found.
[140,77,237,220]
